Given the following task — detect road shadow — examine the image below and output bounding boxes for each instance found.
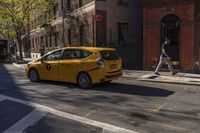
[32,79,174,97]
[92,82,174,97]
[0,63,56,133]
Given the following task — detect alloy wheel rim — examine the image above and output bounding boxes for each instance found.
[30,70,37,81]
[79,74,89,87]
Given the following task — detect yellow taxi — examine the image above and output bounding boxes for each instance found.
[25,47,122,88]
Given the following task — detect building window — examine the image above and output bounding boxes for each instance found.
[53,3,58,18]
[31,21,34,29]
[38,37,40,47]
[49,34,52,47]
[55,32,59,47]
[67,0,71,10]
[44,12,47,22]
[61,0,64,11]
[80,25,84,46]
[61,0,71,11]
[32,39,34,49]
[34,19,37,28]
[45,35,48,47]
[118,0,128,5]
[118,23,128,44]
[40,36,44,45]
[68,29,71,45]
[35,38,37,49]
[40,36,44,52]
[79,0,83,7]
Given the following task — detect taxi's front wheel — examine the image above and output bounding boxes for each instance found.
[77,72,92,89]
[29,69,40,82]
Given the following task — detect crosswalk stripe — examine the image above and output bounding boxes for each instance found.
[0,94,139,133]
[0,96,6,102]
[3,109,47,133]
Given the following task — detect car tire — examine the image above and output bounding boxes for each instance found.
[29,69,40,82]
[105,80,112,83]
[77,72,92,89]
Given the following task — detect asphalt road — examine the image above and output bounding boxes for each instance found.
[0,63,200,133]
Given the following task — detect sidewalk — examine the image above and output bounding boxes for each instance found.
[12,59,200,86]
[12,58,35,69]
[123,70,200,86]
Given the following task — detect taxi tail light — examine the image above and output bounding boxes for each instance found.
[96,57,105,68]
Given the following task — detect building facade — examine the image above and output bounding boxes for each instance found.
[142,0,200,72]
[25,0,143,69]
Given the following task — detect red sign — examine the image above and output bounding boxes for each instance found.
[93,15,103,22]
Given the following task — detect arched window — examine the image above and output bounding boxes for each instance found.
[160,14,181,65]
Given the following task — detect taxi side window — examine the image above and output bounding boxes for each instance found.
[44,50,61,61]
[62,50,80,59]
[62,49,92,59]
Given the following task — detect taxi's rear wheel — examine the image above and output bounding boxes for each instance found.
[105,80,112,83]
[77,72,92,89]
[29,69,40,82]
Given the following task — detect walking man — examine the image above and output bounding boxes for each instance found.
[155,37,176,75]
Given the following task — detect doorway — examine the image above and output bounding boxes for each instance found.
[161,14,180,66]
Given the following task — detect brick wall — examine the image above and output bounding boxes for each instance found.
[143,0,197,71]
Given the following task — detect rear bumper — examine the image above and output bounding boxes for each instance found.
[101,69,123,81]
[105,72,122,79]
[86,68,123,84]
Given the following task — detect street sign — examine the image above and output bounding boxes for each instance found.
[93,15,103,22]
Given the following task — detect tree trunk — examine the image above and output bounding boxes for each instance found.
[17,32,23,61]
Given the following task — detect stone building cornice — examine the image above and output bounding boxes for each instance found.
[29,1,95,35]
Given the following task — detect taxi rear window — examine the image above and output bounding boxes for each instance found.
[80,50,92,58]
[100,51,120,60]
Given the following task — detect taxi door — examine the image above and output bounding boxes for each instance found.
[58,49,81,83]
[38,50,62,81]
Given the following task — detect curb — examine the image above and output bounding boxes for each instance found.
[12,63,26,70]
[122,74,138,79]
[13,63,21,68]
[138,78,200,86]
[137,75,200,86]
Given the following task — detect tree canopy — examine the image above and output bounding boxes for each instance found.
[0,0,54,60]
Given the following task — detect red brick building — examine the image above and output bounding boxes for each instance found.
[142,0,200,72]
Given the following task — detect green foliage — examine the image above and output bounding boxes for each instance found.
[0,0,55,32]
[0,0,54,60]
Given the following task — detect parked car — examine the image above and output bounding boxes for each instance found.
[25,47,122,88]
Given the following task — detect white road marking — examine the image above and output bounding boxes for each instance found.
[0,94,139,133]
[3,109,47,133]
[84,110,96,118]
[154,93,178,112]
[0,96,6,102]
[102,128,117,133]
